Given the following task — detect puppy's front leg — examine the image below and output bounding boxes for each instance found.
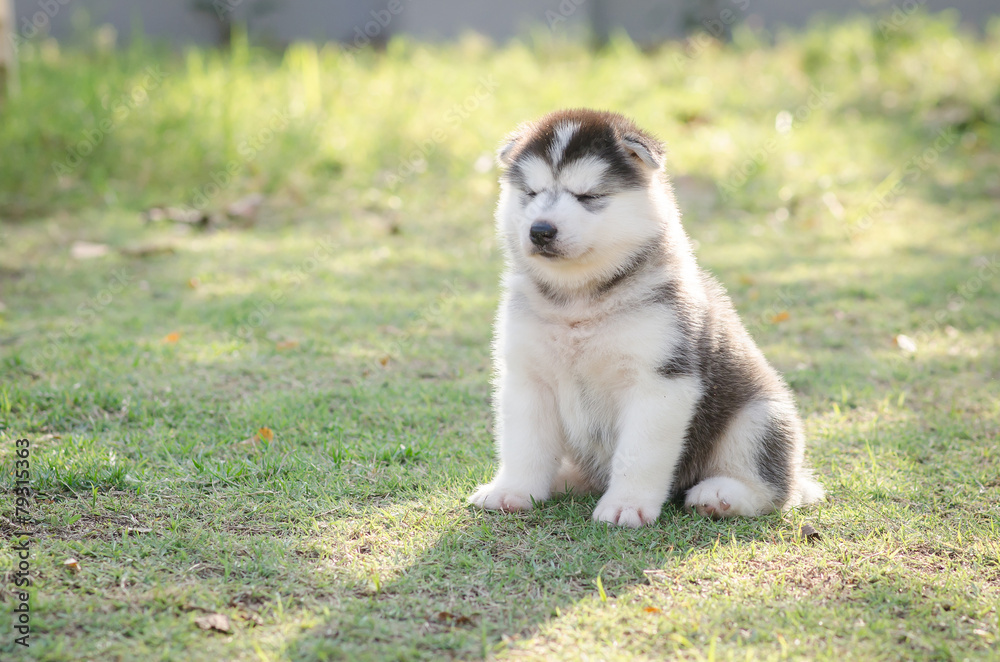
[468,366,563,512]
[592,376,700,527]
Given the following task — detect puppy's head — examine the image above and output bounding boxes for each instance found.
[495,109,669,285]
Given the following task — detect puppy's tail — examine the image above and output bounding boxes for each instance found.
[789,471,825,508]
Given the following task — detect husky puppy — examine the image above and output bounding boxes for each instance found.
[469,109,824,527]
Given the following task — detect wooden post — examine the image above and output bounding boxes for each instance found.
[0,0,18,101]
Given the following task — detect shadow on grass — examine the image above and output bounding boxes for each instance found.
[285,495,795,660]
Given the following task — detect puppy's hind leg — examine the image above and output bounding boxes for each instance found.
[685,400,806,518]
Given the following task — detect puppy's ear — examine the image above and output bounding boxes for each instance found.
[621,133,664,170]
[496,130,522,168]
[498,121,539,168]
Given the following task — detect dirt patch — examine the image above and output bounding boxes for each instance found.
[902,543,1000,586]
[42,513,156,542]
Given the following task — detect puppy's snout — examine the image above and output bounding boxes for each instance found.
[529,221,558,247]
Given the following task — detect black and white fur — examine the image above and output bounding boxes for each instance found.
[469,109,824,527]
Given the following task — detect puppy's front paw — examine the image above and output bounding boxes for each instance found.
[468,483,536,512]
[592,495,661,528]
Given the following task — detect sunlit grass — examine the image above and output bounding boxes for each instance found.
[1,11,999,661]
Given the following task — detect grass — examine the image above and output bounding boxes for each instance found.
[1,11,999,661]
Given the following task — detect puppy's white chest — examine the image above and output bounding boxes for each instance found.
[539,319,632,454]
[538,304,672,384]
[544,317,627,385]
[546,319,597,363]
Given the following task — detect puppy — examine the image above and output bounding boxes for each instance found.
[468,109,824,527]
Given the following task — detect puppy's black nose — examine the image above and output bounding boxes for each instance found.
[529,221,558,247]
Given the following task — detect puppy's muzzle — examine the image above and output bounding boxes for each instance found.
[529,221,558,247]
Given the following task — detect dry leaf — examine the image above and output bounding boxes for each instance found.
[125,527,153,536]
[275,340,299,350]
[434,611,473,626]
[770,311,791,323]
[894,334,917,353]
[163,332,181,343]
[236,426,273,450]
[799,523,822,543]
[120,243,176,258]
[378,355,390,366]
[188,278,200,289]
[238,611,264,627]
[194,613,231,633]
[144,206,210,228]
[643,606,662,614]
[70,241,110,260]
[64,558,81,573]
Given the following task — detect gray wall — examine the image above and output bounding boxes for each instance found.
[9,0,999,48]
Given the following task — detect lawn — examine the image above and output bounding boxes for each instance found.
[1,12,999,661]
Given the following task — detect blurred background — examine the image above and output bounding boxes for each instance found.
[1,0,997,218]
[5,0,1000,46]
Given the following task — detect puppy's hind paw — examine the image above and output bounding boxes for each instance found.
[685,476,764,518]
[468,483,537,512]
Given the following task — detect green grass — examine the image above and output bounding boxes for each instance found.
[2,11,1000,661]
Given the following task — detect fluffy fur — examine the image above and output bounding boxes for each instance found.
[469,109,824,527]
